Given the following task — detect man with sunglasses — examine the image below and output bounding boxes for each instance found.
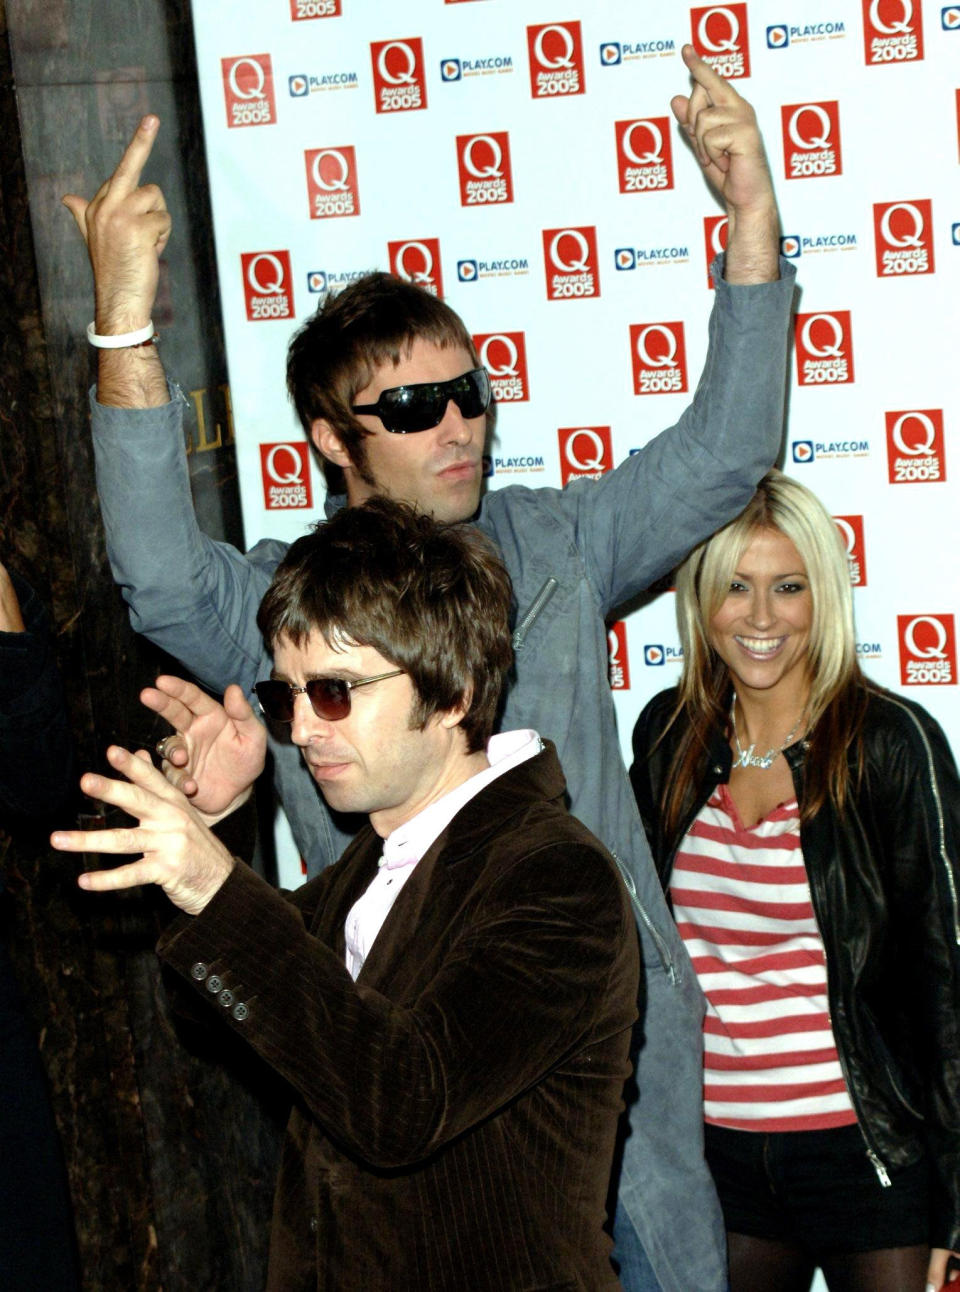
[68,44,795,1292]
[52,499,640,1290]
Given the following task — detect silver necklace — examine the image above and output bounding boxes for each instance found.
[729,694,804,770]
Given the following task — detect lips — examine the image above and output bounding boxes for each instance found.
[735,635,786,657]
[437,459,480,481]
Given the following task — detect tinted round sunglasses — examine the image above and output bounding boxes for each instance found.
[351,367,492,434]
[255,670,405,723]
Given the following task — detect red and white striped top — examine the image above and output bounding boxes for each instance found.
[670,783,857,1132]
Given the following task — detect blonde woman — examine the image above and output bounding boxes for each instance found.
[630,471,960,1292]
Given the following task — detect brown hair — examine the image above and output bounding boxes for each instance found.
[287,272,481,493]
[661,470,869,837]
[257,497,513,752]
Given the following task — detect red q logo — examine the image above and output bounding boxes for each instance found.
[543,227,600,300]
[616,118,674,194]
[474,332,529,402]
[607,622,631,690]
[305,146,360,220]
[222,55,276,128]
[703,215,729,287]
[241,251,294,321]
[370,38,427,113]
[862,0,924,62]
[690,5,751,78]
[558,426,612,485]
[795,311,855,386]
[388,238,443,297]
[782,102,843,179]
[630,323,688,395]
[898,614,956,685]
[527,22,585,98]
[873,200,934,276]
[457,133,513,206]
[833,515,866,586]
[260,442,312,510]
[885,409,945,484]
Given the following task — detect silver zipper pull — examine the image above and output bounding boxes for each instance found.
[866,1148,892,1187]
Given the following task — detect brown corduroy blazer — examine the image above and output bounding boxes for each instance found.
[158,742,639,1290]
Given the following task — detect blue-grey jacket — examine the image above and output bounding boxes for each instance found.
[90,257,796,1292]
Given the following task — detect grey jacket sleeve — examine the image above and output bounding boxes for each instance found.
[542,257,796,615]
[90,385,288,694]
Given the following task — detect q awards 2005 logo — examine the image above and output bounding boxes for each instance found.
[616,118,674,194]
[703,215,729,287]
[542,227,600,300]
[558,426,612,485]
[474,333,529,402]
[222,54,277,128]
[607,622,631,690]
[873,200,935,277]
[833,515,867,586]
[886,409,946,484]
[457,133,513,206]
[781,101,842,179]
[690,4,751,78]
[526,22,585,98]
[387,238,443,297]
[862,0,924,63]
[898,614,956,685]
[304,147,360,220]
[370,38,427,113]
[794,311,855,386]
[260,443,312,511]
[241,251,294,321]
[630,323,688,395]
[290,0,340,17]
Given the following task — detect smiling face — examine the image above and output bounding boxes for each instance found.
[273,630,477,837]
[708,527,813,708]
[312,338,486,523]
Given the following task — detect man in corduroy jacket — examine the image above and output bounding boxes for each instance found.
[53,499,639,1290]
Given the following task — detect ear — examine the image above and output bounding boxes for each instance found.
[311,418,351,468]
[438,689,472,731]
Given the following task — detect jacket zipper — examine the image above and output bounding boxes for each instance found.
[610,849,680,985]
[883,696,960,946]
[511,577,558,650]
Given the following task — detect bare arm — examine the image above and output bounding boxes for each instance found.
[671,44,780,284]
[63,115,170,408]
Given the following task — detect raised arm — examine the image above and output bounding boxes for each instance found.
[672,44,779,284]
[63,115,170,408]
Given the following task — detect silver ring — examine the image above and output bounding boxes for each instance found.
[155,736,178,761]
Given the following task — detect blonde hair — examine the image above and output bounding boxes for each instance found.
[660,470,868,833]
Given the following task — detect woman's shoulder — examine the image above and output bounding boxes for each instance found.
[858,683,957,774]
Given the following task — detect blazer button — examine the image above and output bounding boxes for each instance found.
[191,962,208,981]
[206,975,223,994]
[218,988,235,1008]
[231,1002,248,1022]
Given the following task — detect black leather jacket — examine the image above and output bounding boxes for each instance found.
[630,684,960,1251]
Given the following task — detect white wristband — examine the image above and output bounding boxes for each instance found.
[86,320,157,349]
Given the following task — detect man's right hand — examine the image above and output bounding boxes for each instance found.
[62,116,170,407]
[145,675,267,823]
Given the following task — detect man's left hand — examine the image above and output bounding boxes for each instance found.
[51,745,236,915]
[672,44,779,282]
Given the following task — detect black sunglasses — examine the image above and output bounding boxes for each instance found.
[351,367,492,434]
[254,669,404,723]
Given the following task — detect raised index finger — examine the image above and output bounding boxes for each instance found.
[107,115,161,198]
[680,43,741,108]
[141,675,220,731]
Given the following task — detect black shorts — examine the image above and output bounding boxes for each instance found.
[703,1122,930,1256]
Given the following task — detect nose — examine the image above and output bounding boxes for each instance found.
[436,398,473,446]
[290,690,336,747]
[746,588,774,629]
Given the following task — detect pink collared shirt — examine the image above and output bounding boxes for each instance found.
[343,730,542,979]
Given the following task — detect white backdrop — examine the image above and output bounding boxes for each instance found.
[188,1,959,917]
